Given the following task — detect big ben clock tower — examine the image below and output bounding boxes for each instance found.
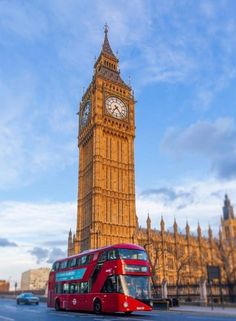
[71,25,138,254]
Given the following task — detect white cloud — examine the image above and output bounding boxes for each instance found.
[161,117,236,179]
[0,200,76,282]
[0,201,76,243]
[137,177,236,235]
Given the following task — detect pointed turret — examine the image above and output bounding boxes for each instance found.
[208,224,213,241]
[67,229,73,256]
[219,228,223,244]
[173,218,178,235]
[223,194,235,220]
[160,216,165,232]
[68,228,72,241]
[197,222,202,239]
[146,213,151,230]
[186,221,190,238]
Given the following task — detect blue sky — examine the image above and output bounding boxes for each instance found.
[1,0,236,284]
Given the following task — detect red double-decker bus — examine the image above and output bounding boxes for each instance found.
[47,243,153,314]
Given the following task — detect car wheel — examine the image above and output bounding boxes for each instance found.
[36,302,39,305]
[55,299,61,311]
[93,299,102,314]
[16,300,20,305]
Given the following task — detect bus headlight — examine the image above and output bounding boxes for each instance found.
[123,302,129,308]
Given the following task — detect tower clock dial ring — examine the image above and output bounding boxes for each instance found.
[81,100,91,127]
[105,96,128,119]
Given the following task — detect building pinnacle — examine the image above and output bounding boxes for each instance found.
[101,24,117,60]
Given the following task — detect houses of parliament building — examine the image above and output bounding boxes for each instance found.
[67,26,236,298]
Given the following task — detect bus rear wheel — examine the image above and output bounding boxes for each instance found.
[94,299,102,314]
[55,299,61,311]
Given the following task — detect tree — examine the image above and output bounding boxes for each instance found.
[144,242,164,296]
[166,244,198,297]
[216,240,236,300]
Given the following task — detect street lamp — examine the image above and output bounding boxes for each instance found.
[14,281,17,296]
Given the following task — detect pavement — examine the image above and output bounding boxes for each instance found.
[171,305,236,317]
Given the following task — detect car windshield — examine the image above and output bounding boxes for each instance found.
[118,249,147,261]
[23,293,34,297]
[120,275,151,300]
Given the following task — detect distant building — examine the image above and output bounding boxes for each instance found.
[0,280,10,292]
[21,267,50,291]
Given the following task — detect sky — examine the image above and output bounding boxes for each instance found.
[1,0,236,286]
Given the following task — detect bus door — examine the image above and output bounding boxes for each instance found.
[48,288,54,307]
[67,283,80,310]
[47,272,56,307]
[100,276,118,312]
[80,281,91,310]
[66,281,91,310]
[91,251,107,288]
[61,283,70,310]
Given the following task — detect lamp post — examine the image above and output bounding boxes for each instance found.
[144,242,159,297]
[96,230,100,248]
[14,281,17,296]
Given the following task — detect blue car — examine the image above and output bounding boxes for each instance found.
[16,293,39,305]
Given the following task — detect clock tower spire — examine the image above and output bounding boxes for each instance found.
[94,24,120,77]
[101,23,117,59]
[73,26,137,254]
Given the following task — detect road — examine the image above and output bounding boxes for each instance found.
[0,299,235,321]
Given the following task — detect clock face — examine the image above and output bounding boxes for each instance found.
[105,97,128,120]
[81,100,91,127]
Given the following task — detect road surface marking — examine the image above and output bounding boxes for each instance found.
[0,316,15,321]
[19,309,41,313]
[49,313,77,318]
[108,319,150,321]
[1,307,16,311]
[186,316,231,321]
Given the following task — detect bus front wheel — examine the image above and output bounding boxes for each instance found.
[55,299,61,311]
[125,311,132,315]
[94,299,102,314]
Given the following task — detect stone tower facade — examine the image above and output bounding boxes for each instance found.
[220,194,236,283]
[70,26,137,255]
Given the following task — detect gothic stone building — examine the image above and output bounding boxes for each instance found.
[68,27,236,297]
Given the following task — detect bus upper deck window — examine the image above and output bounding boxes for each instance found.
[69,258,77,268]
[98,251,107,262]
[59,260,68,270]
[107,249,118,260]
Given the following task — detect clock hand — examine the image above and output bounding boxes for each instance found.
[112,106,119,113]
